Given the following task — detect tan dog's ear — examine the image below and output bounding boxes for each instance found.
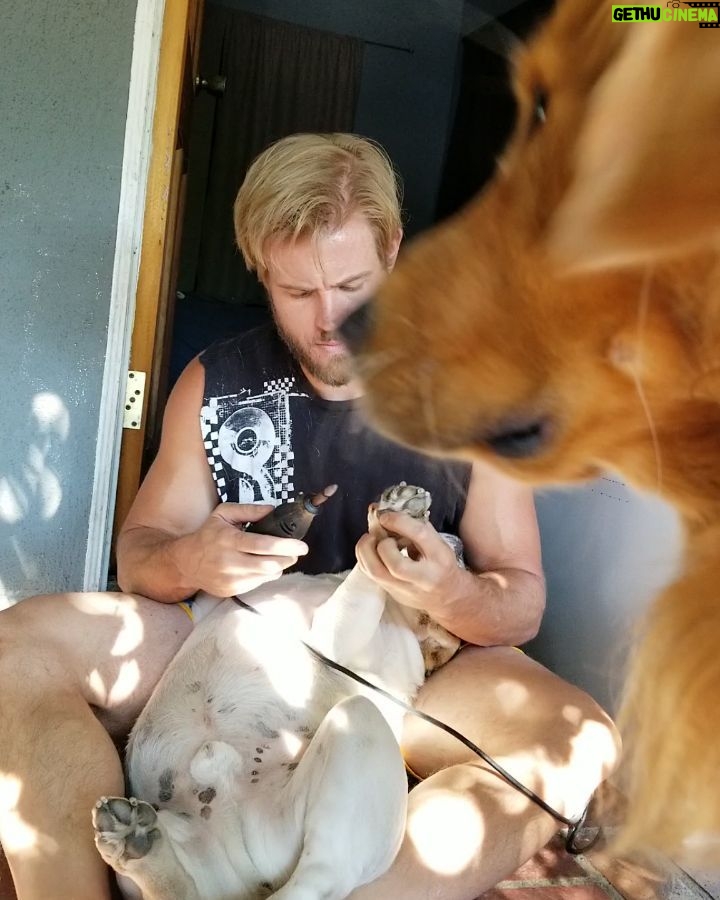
[549,22,720,269]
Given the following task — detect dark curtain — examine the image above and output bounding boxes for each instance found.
[189,6,364,305]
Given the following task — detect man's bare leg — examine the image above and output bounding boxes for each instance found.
[0,592,192,900]
[349,646,621,899]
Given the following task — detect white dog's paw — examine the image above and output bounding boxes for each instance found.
[93,796,161,868]
[377,482,431,519]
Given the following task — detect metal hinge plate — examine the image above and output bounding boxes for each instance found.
[123,370,146,429]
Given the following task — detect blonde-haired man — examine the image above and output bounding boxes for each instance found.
[0,133,619,900]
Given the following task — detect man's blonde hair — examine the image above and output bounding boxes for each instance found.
[234,133,403,275]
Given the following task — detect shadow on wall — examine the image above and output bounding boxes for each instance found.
[0,392,70,608]
[527,477,684,714]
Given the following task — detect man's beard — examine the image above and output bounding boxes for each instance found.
[274,320,353,387]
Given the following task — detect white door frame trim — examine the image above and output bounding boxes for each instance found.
[83,0,167,590]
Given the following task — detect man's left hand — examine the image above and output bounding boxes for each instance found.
[355,510,462,614]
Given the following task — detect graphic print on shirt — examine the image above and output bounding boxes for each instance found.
[201,376,306,504]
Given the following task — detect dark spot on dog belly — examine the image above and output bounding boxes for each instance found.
[255,720,280,740]
[198,787,216,804]
[186,681,202,693]
[200,805,212,819]
[287,762,298,772]
[158,768,175,803]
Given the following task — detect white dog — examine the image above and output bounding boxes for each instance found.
[93,484,461,900]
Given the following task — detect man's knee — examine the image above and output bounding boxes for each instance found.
[403,647,621,801]
[564,691,622,787]
[0,591,189,726]
[0,593,87,694]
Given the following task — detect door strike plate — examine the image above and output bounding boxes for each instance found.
[123,370,146,429]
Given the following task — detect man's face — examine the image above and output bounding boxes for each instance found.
[263,213,399,391]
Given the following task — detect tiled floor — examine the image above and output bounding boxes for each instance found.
[481,829,714,900]
[0,827,715,900]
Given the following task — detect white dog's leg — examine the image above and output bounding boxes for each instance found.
[93,797,199,900]
[270,694,407,900]
[310,483,432,667]
[308,566,387,662]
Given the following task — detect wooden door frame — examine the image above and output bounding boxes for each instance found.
[84,0,200,589]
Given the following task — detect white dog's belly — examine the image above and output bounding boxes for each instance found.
[95,547,447,899]
[114,576,410,899]
[129,592,354,810]
[92,486,458,898]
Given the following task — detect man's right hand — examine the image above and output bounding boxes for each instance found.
[171,503,309,598]
[116,359,309,603]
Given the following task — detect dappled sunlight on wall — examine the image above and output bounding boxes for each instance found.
[0,393,70,608]
[0,393,68,523]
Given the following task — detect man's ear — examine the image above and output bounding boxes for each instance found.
[548,22,720,270]
[385,228,403,271]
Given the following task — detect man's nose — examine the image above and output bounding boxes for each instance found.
[338,301,374,354]
[316,291,343,331]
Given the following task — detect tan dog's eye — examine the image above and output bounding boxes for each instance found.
[532,88,548,130]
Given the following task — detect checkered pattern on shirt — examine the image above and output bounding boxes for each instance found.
[200,380,302,504]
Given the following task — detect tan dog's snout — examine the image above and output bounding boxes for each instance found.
[338,300,374,355]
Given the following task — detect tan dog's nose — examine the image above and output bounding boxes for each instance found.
[481,414,554,459]
[338,301,374,354]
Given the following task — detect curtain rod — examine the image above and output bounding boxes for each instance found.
[364,38,414,54]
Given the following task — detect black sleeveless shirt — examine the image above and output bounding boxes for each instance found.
[199,324,472,575]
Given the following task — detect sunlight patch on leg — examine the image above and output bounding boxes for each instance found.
[492,676,530,713]
[407,788,484,874]
[88,660,142,708]
[108,659,141,705]
[67,593,145,655]
[0,773,59,856]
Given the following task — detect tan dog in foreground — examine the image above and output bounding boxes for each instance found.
[350,0,720,861]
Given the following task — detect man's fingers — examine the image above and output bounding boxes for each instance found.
[355,534,387,580]
[215,502,275,525]
[234,529,308,558]
[219,554,295,575]
[357,532,417,585]
[376,510,436,552]
[375,537,419,583]
[215,554,300,595]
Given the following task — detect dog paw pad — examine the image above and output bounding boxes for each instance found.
[93,796,161,865]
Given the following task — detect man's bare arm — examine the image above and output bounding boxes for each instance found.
[116,358,307,602]
[356,461,545,647]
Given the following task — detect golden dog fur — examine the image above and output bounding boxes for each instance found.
[355,0,720,860]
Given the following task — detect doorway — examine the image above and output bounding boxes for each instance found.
[111,0,551,565]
